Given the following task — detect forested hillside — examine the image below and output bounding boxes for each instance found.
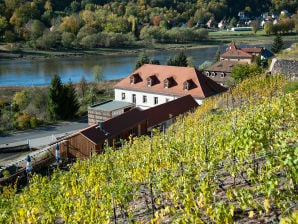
[0,74,297,223]
[0,0,297,49]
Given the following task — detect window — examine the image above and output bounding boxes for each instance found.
[183,81,189,91]
[130,77,134,84]
[143,95,147,103]
[121,92,125,100]
[164,80,169,88]
[211,72,216,77]
[206,71,210,77]
[147,78,152,86]
[132,94,136,103]
[166,98,170,102]
[154,97,158,105]
[220,72,225,78]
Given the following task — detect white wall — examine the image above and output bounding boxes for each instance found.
[115,88,203,109]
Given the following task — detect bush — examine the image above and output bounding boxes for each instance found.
[30,117,38,128]
[2,169,11,178]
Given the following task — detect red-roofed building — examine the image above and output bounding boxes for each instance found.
[59,95,198,159]
[144,94,198,132]
[220,42,266,64]
[114,64,226,108]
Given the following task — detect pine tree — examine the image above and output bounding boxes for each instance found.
[62,80,79,120]
[214,47,221,62]
[167,51,188,67]
[271,35,284,53]
[135,52,150,69]
[48,74,64,120]
[176,51,188,67]
[48,75,79,120]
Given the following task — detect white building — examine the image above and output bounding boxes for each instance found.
[114,64,227,109]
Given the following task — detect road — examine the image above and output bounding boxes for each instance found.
[0,117,88,167]
[0,117,88,146]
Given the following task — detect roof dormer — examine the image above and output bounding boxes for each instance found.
[163,76,176,88]
[130,73,141,85]
[183,79,193,91]
[146,75,159,87]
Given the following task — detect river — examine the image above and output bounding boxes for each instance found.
[0,46,219,86]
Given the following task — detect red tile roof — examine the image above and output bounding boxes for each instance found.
[115,64,227,99]
[241,47,263,54]
[221,42,263,59]
[144,95,198,128]
[81,108,147,144]
[204,61,243,73]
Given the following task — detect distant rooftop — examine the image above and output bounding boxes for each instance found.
[89,100,135,112]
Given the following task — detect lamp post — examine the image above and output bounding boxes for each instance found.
[55,143,60,164]
[25,155,32,175]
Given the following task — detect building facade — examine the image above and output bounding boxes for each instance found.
[114,64,226,109]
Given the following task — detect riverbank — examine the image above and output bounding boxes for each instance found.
[0,32,297,60]
[0,79,118,104]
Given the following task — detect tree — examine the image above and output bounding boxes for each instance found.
[167,51,188,67]
[93,65,104,83]
[292,10,298,33]
[61,31,75,48]
[62,80,79,120]
[250,20,260,34]
[48,75,79,120]
[264,21,273,35]
[231,64,262,83]
[0,16,8,37]
[48,74,64,120]
[271,35,284,53]
[214,47,221,62]
[135,52,150,69]
[78,75,88,97]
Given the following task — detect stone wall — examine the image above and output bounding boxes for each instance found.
[269,58,298,80]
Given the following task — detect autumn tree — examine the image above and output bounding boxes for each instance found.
[250,20,260,34]
[264,21,273,35]
[231,64,262,83]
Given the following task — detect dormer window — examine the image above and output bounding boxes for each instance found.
[183,80,190,91]
[130,73,141,85]
[147,78,152,87]
[206,71,210,77]
[130,76,135,84]
[164,80,169,88]
[220,72,225,78]
[211,72,216,77]
[146,75,159,87]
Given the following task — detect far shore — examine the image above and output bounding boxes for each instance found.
[0,38,280,61]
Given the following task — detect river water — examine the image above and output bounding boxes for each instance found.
[0,46,219,86]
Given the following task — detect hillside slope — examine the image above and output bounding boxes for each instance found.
[0,75,297,223]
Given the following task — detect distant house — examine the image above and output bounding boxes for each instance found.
[203,61,244,87]
[114,64,226,108]
[59,95,199,159]
[220,42,272,64]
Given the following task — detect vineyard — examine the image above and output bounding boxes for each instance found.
[0,75,297,223]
